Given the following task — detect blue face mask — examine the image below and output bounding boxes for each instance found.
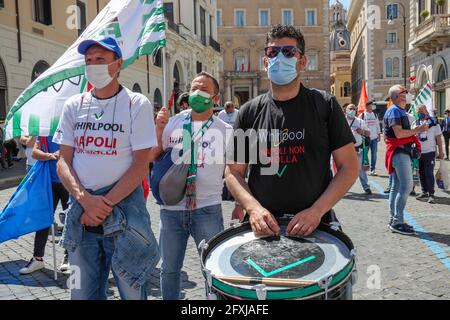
[347,110,356,118]
[418,113,426,120]
[267,54,298,85]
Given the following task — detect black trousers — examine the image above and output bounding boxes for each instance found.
[418,152,436,196]
[444,132,450,159]
[33,183,69,258]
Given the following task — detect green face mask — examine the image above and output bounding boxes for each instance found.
[189,90,214,113]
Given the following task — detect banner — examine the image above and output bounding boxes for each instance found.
[4,0,166,140]
[410,82,433,118]
[357,80,368,116]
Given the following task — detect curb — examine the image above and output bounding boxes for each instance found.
[0,175,25,190]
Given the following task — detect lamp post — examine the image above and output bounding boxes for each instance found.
[388,2,407,87]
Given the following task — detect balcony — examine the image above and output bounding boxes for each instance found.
[209,36,221,53]
[414,14,450,54]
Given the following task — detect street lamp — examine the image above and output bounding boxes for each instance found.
[388,3,407,87]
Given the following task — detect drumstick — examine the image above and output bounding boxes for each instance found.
[215,275,315,287]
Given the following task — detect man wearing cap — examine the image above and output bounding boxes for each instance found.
[359,101,381,176]
[53,36,169,300]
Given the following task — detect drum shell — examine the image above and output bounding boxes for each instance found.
[201,219,356,300]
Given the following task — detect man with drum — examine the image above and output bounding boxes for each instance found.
[225,25,359,237]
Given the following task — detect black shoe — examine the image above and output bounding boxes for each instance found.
[410,190,417,196]
[384,187,391,194]
[389,223,416,235]
[416,193,429,200]
[364,189,372,195]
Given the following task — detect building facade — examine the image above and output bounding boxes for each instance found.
[161,0,221,112]
[348,0,411,105]
[216,0,331,107]
[0,0,222,121]
[330,19,351,107]
[330,0,348,28]
[408,0,450,117]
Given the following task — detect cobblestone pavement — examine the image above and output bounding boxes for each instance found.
[0,144,449,300]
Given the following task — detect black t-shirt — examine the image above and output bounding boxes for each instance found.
[232,84,354,217]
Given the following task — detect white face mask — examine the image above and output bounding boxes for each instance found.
[85,61,118,89]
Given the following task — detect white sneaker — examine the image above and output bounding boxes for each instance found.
[59,255,70,273]
[19,258,44,275]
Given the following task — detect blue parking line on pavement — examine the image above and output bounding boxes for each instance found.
[369,180,450,270]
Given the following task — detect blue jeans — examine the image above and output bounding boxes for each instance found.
[159,204,224,300]
[357,150,370,191]
[389,153,413,225]
[369,139,378,171]
[69,231,147,300]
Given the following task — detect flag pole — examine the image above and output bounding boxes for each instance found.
[51,224,57,281]
[162,46,168,112]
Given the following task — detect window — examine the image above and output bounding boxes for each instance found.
[437,65,446,83]
[216,9,222,26]
[0,58,7,121]
[76,0,87,36]
[235,9,245,26]
[197,61,202,74]
[282,9,293,26]
[31,60,50,83]
[387,32,397,44]
[385,58,393,78]
[393,57,400,77]
[437,91,446,116]
[132,83,142,93]
[0,0,4,9]
[259,9,269,26]
[200,6,206,45]
[418,0,426,24]
[33,0,52,26]
[306,9,316,26]
[193,0,197,34]
[259,51,266,71]
[154,89,162,109]
[164,2,174,22]
[307,54,318,71]
[235,50,247,72]
[343,82,351,97]
[387,3,398,20]
[153,49,162,67]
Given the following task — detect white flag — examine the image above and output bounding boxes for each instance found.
[4,0,166,140]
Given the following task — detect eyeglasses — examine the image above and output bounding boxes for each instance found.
[264,46,303,59]
[398,90,409,96]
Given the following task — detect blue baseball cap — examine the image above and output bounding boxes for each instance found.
[78,36,123,59]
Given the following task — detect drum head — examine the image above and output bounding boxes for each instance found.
[204,224,352,291]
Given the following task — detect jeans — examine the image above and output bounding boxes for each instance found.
[419,152,436,195]
[69,231,147,300]
[443,132,449,159]
[159,204,224,300]
[33,183,69,258]
[357,150,370,191]
[369,139,378,171]
[389,153,413,225]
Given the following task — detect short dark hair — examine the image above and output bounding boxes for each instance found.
[266,24,305,55]
[177,92,189,106]
[445,109,450,114]
[193,71,220,95]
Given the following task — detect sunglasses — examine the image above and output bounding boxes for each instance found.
[264,46,304,59]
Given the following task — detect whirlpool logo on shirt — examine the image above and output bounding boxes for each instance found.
[233,128,307,177]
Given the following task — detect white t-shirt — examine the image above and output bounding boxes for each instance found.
[53,87,157,191]
[161,110,233,210]
[218,109,239,127]
[416,122,442,154]
[361,111,380,140]
[347,117,370,148]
